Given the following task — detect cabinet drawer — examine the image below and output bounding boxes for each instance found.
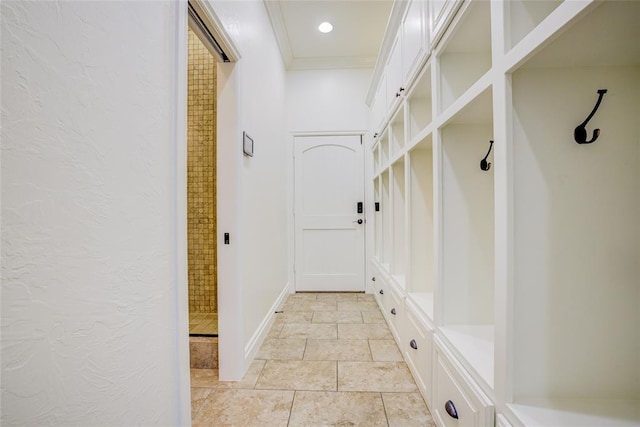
[373,273,386,307]
[433,340,494,427]
[386,285,404,341]
[404,306,433,406]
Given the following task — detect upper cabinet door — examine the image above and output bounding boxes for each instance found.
[386,36,403,112]
[401,0,426,85]
[371,73,387,133]
[430,0,462,48]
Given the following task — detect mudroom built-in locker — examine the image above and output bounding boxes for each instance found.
[367,0,639,426]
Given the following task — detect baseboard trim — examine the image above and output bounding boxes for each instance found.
[243,283,289,363]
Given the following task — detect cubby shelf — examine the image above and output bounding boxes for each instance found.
[367,1,639,425]
[506,0,563,52]
[407,63,433,142]
[507,1,640,423]
[439,325,494,389]
[436,0,492,113]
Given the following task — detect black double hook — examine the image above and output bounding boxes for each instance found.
[480,140,494,171]
[574,89,607,144]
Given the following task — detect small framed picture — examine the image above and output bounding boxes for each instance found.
[243,132,254,157]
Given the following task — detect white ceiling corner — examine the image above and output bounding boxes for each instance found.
[263,0,392,71]
[264,0,294,68]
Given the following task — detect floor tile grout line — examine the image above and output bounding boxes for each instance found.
[286,390,297,427]
[380,391,391,427]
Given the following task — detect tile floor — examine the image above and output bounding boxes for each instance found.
[190,312,218,335]
[190,292,436,426]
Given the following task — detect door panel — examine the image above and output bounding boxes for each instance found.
[294,135,365,292]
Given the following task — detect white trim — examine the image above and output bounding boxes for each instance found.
[263,0,293,68]
[243,284,290,361]
[215,60,244,381]
[289,130,367,137]
[190,0,241,62]
[173,1,191,424]
[287,56,376,71]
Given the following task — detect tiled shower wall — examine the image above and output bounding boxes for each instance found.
[187,28,217,314]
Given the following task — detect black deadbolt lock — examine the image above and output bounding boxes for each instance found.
[357,202,363,214]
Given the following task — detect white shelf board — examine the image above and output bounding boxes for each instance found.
[503,0,596,73]
[407,291,434,322]
[508,399,640,427]
[439,324,494,389]
[435,71,492,129]
[406,123,433,153]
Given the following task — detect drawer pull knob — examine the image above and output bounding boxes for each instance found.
[410,339,418,350]
[391,308,396,315]
[445,400,458,419]
[379,289,384,295]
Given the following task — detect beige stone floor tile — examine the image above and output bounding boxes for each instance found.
[304,339,372,361]
[362,310,386,323]
[316,292,360,302]
[256,338,306,360]
[369,339,403,362]
[287,293,318,301]
[358,293,376,302]
[312,311,363,324]
[266,322,284,339]
[338,361,418,392]
[190,359,266,389]
[288,391,387,427]
[289,301,337,312]
[279,300,296,310]
[338,323,392,340]
[192,389,294,427]
[382,392,436,426]
[279,323,338,339]
[190,387,212,419]
[337,301,380,311]
[255,360,337,391]
[275,311,314,323]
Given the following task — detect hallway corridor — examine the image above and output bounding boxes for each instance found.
[190,292,435,426]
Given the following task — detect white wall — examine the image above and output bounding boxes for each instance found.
[286,68,372,132]
[211,0,289,370]
[1,2,189,425]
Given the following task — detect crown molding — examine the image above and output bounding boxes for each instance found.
[288,56,376,71]
[263,0,293,68]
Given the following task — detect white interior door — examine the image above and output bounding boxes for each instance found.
[294,135,365,292]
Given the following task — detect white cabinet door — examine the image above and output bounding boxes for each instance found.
[430,0,461,47]
[294,135,365,292]
[402,0,426,85]
[386,36,403,112]
[372,74,387,133]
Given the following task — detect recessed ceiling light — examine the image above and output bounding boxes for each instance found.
[318,22,333,33]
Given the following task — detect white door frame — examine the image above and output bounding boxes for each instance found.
[287,131,368,294]
[174,2,243,423]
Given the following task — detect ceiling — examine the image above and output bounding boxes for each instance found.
[264,0,394,70]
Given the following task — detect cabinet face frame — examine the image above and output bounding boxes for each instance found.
[368,1,640,425]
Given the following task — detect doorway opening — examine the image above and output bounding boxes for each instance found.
[187,25,218,338]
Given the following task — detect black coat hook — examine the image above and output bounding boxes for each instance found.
[574,89,607,144]
[480,140,494,171]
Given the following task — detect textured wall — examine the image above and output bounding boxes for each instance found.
[187,28,217,314]
[1,2,187,424]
